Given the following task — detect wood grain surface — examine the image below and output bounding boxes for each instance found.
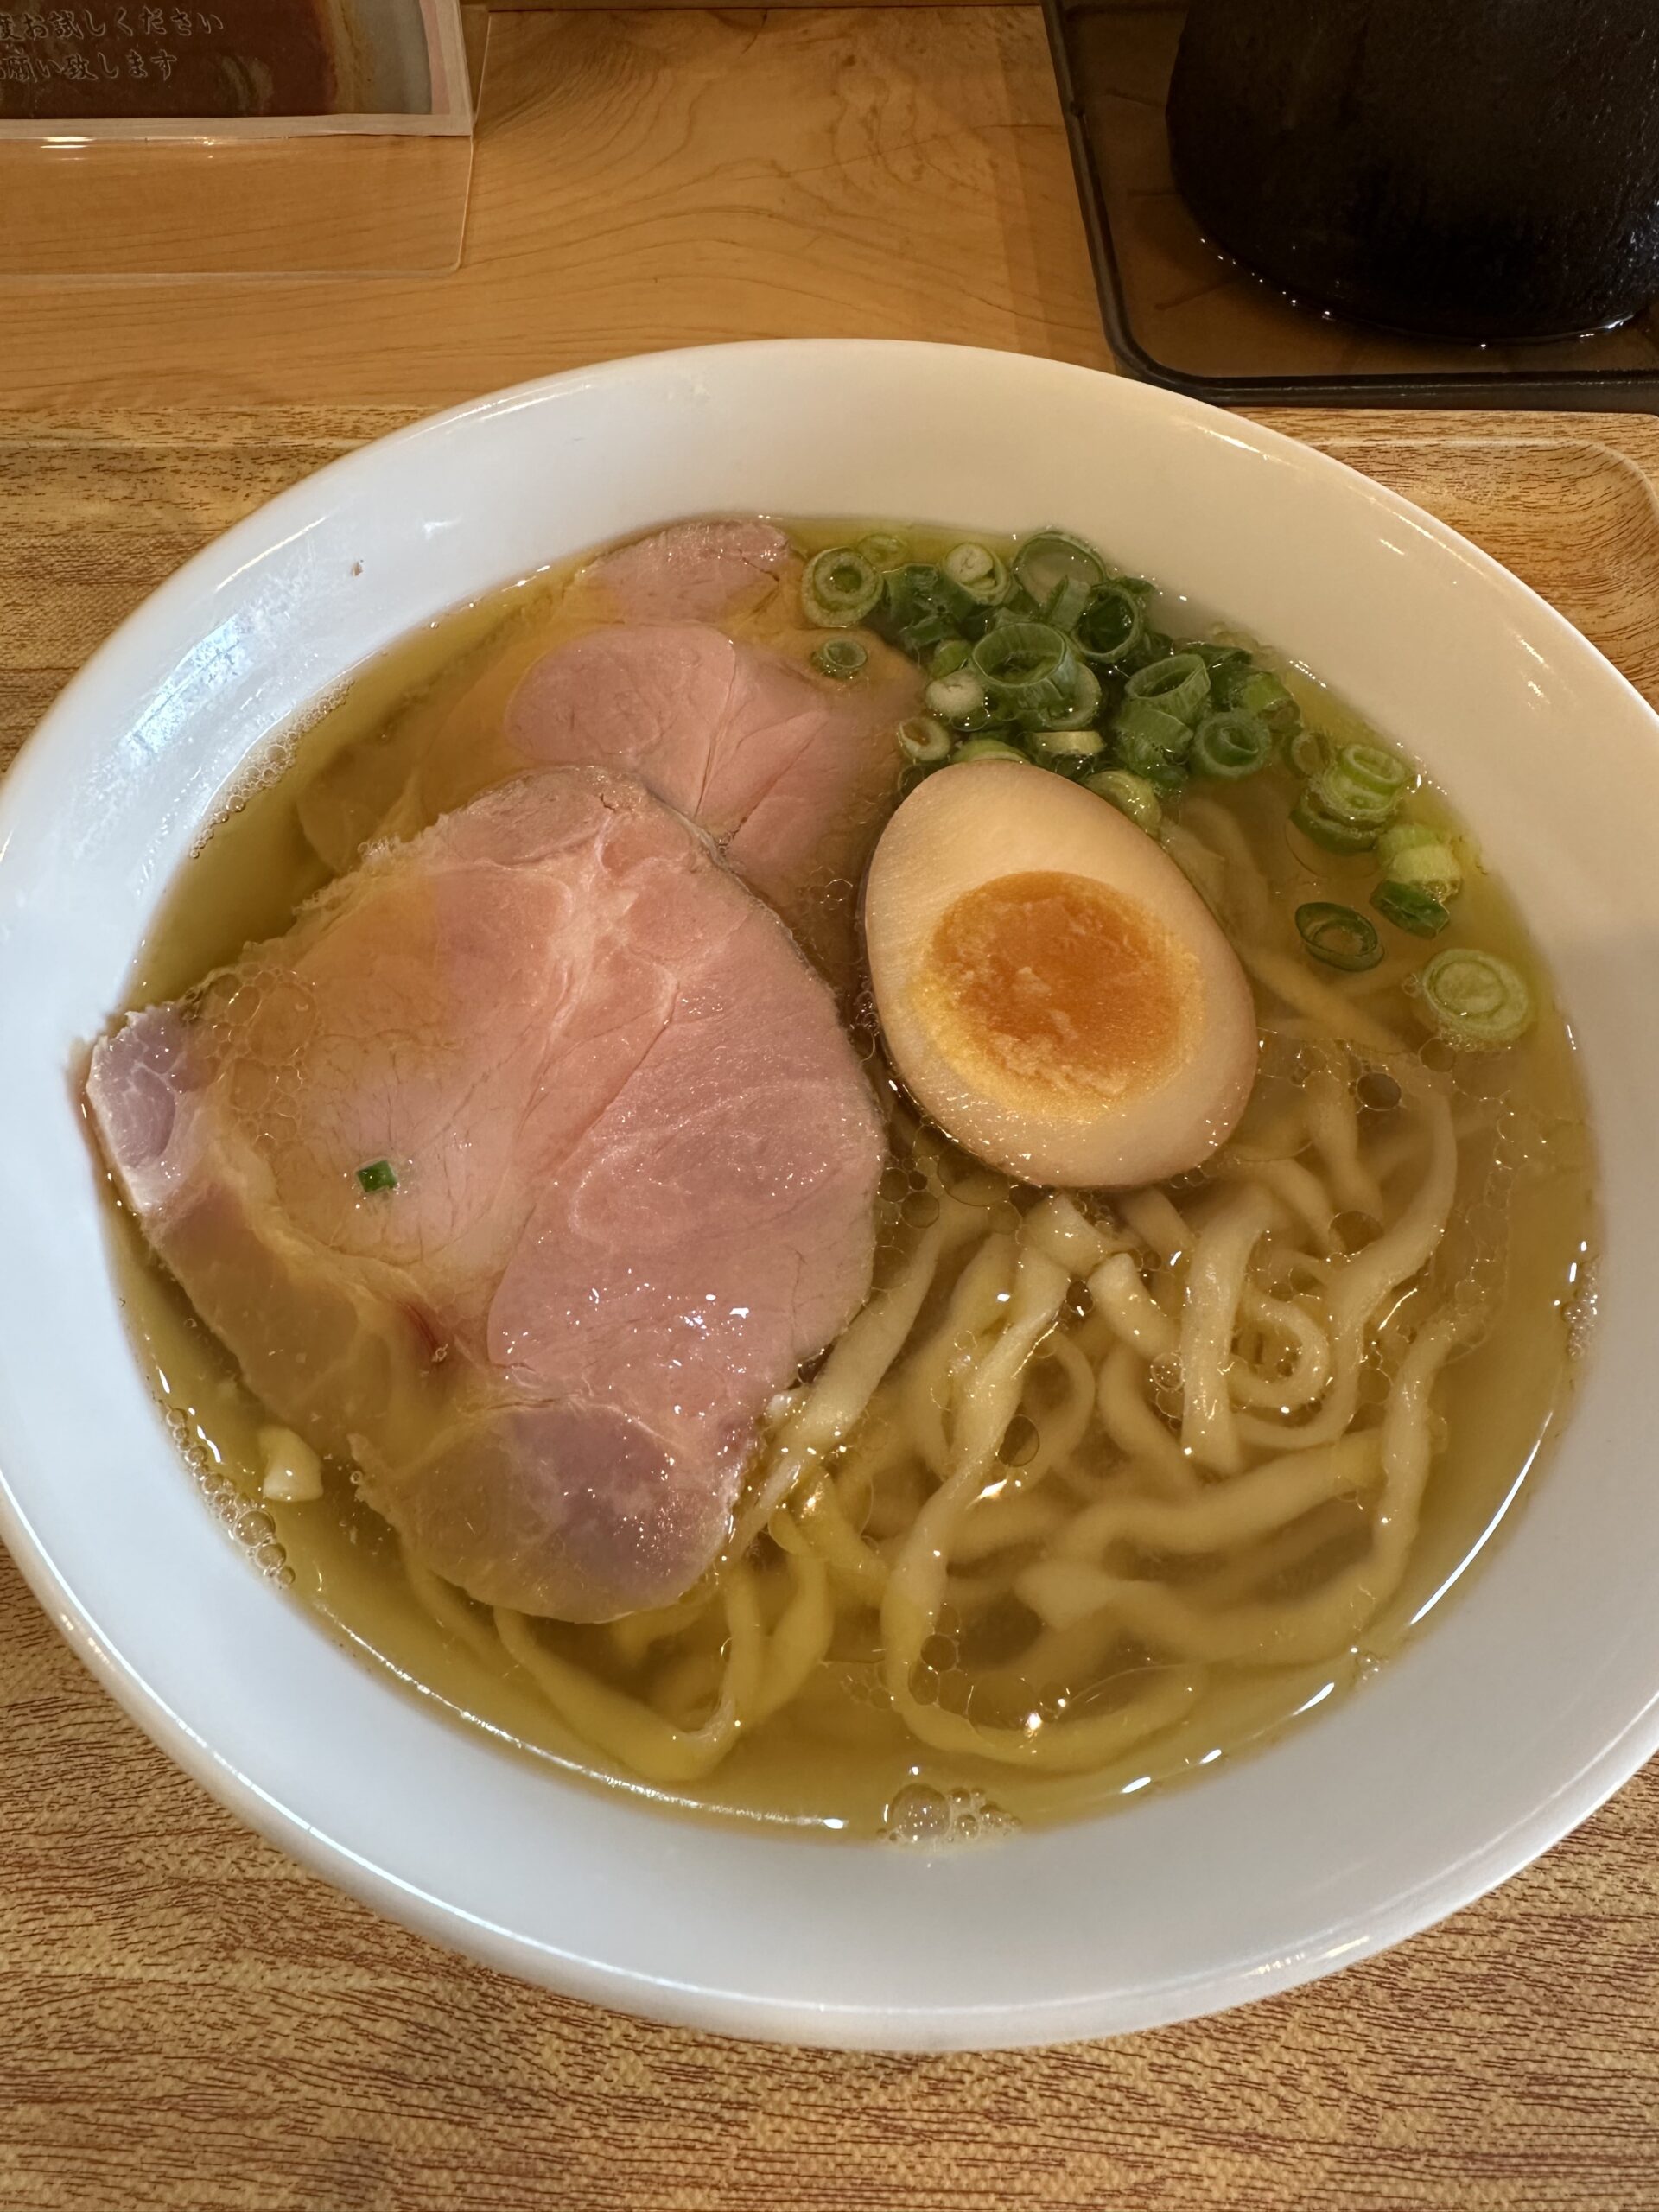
[0,9,1107,410]
[3,405,1659,2210]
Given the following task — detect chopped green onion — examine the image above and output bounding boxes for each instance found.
[1378,821,1462,901]
[1285,726,1326,778]
[1291,785,1378,854]
[972,620,1069,696]
[873,564,977,657]
[1194,641,1249,677]
[1220,666,1300,732]
[1116,746,1189,798]
[925,669,989,726]
[856,532,906,571]
[1415,948,1534,1048]
[1122,626,1174,673]
[356,1159,397,1195]
[929,638,971,678]
[1191,708,1272,779]
[1372,880,1450,938]
[1387,844,1461,902]
[1124,651,1211,728]
[1116,575,1156,598]
[969,620,1094,728]
[1114,696,1189,750]
[1084,768,1162,833]
[1045,579,1095,633]
[1038,659,1103,731]
[1339,742,1410,798]
[1011,531,1107,625]
[1113,696,1192,791]
[1376,821,1440,865]
[1072,583,1146,668]
[953,737,1029,766]
[1295,902,1382,972]
[1029,726,1104,763]
[1311,742,1411,826]
[961,601,1016,644]
[812,638,868,680]
[897,715,952,764]
[943,542,996,588]
[802,547,880,628]
[943,543,1011,603]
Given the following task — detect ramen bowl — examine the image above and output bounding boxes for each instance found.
[0,342,1656,2050]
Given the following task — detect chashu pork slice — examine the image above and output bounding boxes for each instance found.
[298,524,919,991]
[87,767,885,1622]
[497,622,918,984]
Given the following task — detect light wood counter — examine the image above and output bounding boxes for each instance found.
[0,9,1105,408]
[3,16,1659,2212]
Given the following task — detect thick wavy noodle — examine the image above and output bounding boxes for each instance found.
[110,524,1596,1840]
[385,804,1486,1800]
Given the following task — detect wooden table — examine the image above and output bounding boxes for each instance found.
[4,14,1659,2211]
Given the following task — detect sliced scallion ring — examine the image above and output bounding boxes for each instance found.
[973,618,1068,690]
[1011,530,1107,619]
[1291,785,1378,854]
[897,715,952,764]
[970,621,1078,727]
[1113,697,1192,788]
[1114,696,1192,757]
[1286,726,1326,779]
[1340,742,1410,798]
[961,601,1016,644]
[1084,768,1162,833]
[856,531,907,571]
[1414,949,1534,1048]
[1372,880,1450,938]
[1123,626,1174,673]
[943,543,1011,603]
[1377,821,1441,865]
[1073,583,1145,668]
[1124,651,1211,728]
[952,737,1029,766]
[1029,726,1104,763]
[925,669,990,726]
[929,638,971,678]
[812,638,868,680]
[1037,659,1103,731]
[1378,821,1462,902]
[1295,902,1382,972]
[1312,742,1411,825]
[1119,734,1194,796]
[1386,842,1461,902]
[1227,667,1300,731]
[802,547,880,628]
[1191,708,1271,779]
[1049,581,1095,632]
[874,564,977,657]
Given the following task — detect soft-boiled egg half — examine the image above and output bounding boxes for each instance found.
[863,759,1257,1187]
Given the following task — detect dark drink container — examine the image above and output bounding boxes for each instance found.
[1167,0,1659,343]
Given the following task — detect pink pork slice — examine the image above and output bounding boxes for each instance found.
[502,621,918,982]
[578,517,797,624]
[87,768,885,1622]
[299,522,920,988]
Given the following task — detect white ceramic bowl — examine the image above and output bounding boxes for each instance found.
[1,343,1656,2050]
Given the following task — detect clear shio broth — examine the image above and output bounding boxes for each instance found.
[103,521,1596,1841]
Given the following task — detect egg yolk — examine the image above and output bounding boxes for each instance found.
[912,869,1200,1117]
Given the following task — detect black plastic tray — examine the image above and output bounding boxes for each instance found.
[1045,0,1659,411]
